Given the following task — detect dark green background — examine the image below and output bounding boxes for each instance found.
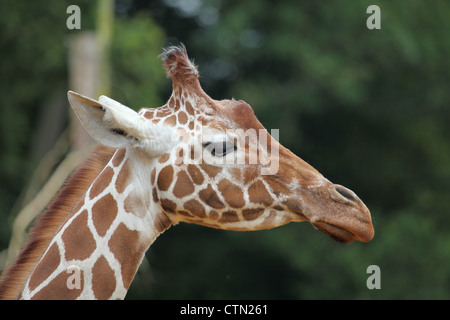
[0,0,449,299]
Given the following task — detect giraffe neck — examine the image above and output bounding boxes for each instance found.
[20,148,171,300]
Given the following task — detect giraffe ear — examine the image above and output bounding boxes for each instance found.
[68,91,145,148]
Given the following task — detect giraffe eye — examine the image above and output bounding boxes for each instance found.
[203,141,237,157]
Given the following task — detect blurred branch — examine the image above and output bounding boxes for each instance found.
[68,32,98,150]
[9,128,70,217]
[1,9,116,267]
[97,0,114,96]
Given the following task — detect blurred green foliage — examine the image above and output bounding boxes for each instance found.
[1,0,449,299]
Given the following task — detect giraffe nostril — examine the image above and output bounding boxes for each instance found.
[330,185,358,204]
[335,186,356,201]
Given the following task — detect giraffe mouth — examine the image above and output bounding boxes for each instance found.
[311,221,357,244]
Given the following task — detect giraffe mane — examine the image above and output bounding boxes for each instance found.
[0,146,116,300]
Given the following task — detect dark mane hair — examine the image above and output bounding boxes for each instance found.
[0,146,115,299]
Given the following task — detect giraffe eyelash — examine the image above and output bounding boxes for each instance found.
[110,128,139,142]
[203,140,237,157]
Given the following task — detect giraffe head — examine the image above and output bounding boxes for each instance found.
[69,45,374,244]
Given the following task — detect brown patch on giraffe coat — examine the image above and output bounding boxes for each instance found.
[156,108,171,118]
[112,149,126,167]
[173,171,195,198]
[28,243,60,292]
[248,180,273,206]
[218,179,245,208]
[219,210,240,223]
[178,111,188,125]
[199,184,225,209]
[92,194,118,237]
[109,223,144,290]
[177,210,193,217]
[123,192,150,218]
[185,101,194,115]
[199,163,222,179]
[168,97,175,108]
[161,198,177,213]
[31,269,84,300]
[92,255,116,300]
[264,177,293,197]
[89,166,114,199]
[174,147,185,166]
[187,164,204,185]
[184,199,206,218]
[189,146,197,161]
[154,212,172,233]
[230,167,242,182]
[242,208,265,221]
[152,187,159,203]
[143,110,156,120]
[163,115,177,127]
[157,165,174,191]
[244,168,258,186]
[209,210,219,220]
[159,153,170,164]
[150,168,156,185]
[62,210,96,261]
[124,194,133,214]
[115,159,130,194]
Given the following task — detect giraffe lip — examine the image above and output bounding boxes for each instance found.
[312,221,360,244]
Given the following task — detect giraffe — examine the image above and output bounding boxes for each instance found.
[0,45,374,300]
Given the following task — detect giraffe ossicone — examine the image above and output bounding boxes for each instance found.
[0,45,374,300]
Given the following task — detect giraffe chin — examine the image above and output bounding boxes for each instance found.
[311,221,359,244]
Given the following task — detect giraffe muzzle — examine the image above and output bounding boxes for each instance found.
[304,183,374,243]
[321,184,374,243]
